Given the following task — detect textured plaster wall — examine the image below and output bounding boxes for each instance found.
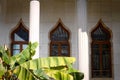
[1,0,120,80]
[40,0,79,68]
[87,0,120,80]
[0,0,79,68]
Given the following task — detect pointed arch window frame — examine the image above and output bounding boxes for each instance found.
[91,19,112,78]
[49,19,70,57]
[10,19,29,56]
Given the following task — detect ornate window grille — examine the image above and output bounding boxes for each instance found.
[91,20,112,78]
[50,20,70,56]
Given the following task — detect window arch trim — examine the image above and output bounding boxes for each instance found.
[49,19,70,57]
[91,19,111,41]
[10,19,29,56]
[11,19,29,42]
[91,19,112,78]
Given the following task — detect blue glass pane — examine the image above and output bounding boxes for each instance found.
[13,44,20,49]
[22,44,28,49]
[14,28,29,41]
[61,44,68,56]
[13,50,20,55]
[51,44,58,56]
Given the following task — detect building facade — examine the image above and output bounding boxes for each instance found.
[0,0,120,80]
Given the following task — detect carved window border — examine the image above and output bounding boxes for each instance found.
[91,19,112,78]
[49,19,70,56]
[10,19,29,55]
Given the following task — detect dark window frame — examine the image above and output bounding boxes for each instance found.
[49,20,70,57]
[91,20,112,78]
[10,19,29,56]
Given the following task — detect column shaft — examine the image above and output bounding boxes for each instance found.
[29,0,40,59]
[77,0,89,80]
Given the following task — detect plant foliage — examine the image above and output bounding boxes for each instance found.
[0,42,84,80]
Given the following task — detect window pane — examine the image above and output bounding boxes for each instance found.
[91,21,112,78]
[92,71,101,77]
[102,71,111,77]
[51,26,69,41]
[92,24,110,41]
[51,44,58,56]
[92,44,100,70]
[61,44,69,56]
[50,22,70,57]
[14,28,29,41]
[13,50,20,55]
[102,44,111,77]
[13,44,20,49]
[102,44,110,70]
[22,44,28,49]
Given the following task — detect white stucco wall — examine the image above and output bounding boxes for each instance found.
[0,0,79,68]
[40,0,79,69]
[0,0,120,80]
[0,0,9,46]
[0,0,30,47]
[87,0,120,80]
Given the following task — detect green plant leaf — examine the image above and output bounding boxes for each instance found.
[0,42,84,80]
[20,57,76,70]
[19,57,80,80]
[0,46,10,64]
[14,66,50,80]
[70,72,84,80]
[32,69,50,80]
[14,66,36,80]
[10,42,38,69]
[0,63,6,78]
[45,69,73,80]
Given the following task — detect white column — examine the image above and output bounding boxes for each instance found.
[29,0,40,59]
[77,0,89,80]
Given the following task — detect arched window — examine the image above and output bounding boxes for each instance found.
[11,19,29,55]
[50,19,70,56]
[91,20,112,78]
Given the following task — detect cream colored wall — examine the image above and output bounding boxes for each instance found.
[1,0,120,80]
[0,0,10,46]
[40,0,79,68]
[87,0,120,80]
[40,0,76,57]
[0,0,79,68]
[0,0,30,46]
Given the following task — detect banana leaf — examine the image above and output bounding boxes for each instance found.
[20,57,75,70]
[10,42,38,69]
[44,69,73,80]
[13,66,48,80]
[0,42,84,80]
[0,63,6,78]
[0,46,10,64]
[12,57,79,80]
[19,57,83,80]
[0,42,39,79]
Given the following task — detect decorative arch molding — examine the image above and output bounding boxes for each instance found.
[10,19,29,55]
[91,19,112,41]
[10,19,29,41]
[49,19,70,56]
[91,19,112,78]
